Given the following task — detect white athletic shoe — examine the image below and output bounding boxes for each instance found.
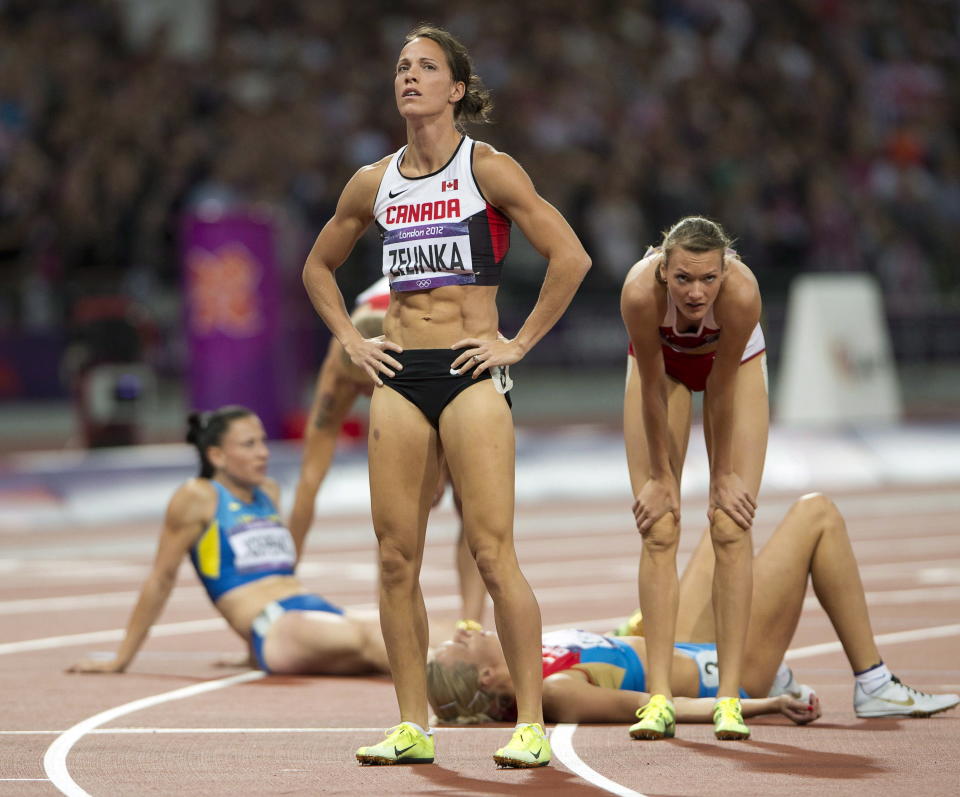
[854,675,960,718]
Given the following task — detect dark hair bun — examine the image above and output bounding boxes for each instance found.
[185,411,206,446]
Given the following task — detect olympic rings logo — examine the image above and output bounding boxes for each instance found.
[416,279,431,288]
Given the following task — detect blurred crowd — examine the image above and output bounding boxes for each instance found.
[0,0,958,370]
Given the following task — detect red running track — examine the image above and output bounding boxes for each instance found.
[1,485,959,796]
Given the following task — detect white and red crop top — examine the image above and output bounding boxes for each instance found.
[373,136,510,292]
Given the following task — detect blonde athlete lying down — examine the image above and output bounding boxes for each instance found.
[427,493,958,733]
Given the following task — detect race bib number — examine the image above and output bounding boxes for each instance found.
[382,221,474,290]
[693,647,720,691]
[228,519,296,573]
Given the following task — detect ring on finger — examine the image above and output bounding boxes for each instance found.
[471,355,480,363]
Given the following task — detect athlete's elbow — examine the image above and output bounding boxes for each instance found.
[575,252,592,278]
[301,260,320,290]
[301,257,331,291]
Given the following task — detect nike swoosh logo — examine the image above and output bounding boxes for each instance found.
[394,743,417,756]
[880,696,915,706]
[531,748,541,759]
[388,188,408,198]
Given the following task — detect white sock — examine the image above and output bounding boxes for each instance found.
[402,721,432,737]
[855,661,892,695]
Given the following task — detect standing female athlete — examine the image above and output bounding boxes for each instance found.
[289,276,487,629]
[620,216,766,740]
[301,25,590,768]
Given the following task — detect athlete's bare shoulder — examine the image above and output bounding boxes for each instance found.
[167,478,218,528]
[179,477,218,504]
[333,153,393,219]
[471,139,505,160]
[719,252,760,308]
[472,138,523,171]
[357,153,394,181]
[471,141,536,213]
[621,249,664,313]
[344,154,392,199]
[714,253,761,332]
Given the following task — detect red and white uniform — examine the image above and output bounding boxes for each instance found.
[355,276,390,311]
[630,249,765,392]
[373,136,510,292]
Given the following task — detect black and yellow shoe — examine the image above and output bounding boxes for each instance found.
[356,722,435,765]
[493,723,551,768]
[713,697,750,740]
[629,694,676,740]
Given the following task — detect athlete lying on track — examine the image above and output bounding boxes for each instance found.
[427,493,959,734]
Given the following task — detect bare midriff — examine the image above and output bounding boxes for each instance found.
[214,575,306,637]
[625,636,703,697]
[383,285,500,349]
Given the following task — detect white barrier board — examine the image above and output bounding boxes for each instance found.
[776,274,902,425]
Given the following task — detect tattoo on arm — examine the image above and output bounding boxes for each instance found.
[313,393,338,429]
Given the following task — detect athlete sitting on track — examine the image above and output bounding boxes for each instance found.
[69,405,389,677]
[290,275,487,629]
[427,493,959,730]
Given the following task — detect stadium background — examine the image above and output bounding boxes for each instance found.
[1,4,959,795]
[0,0,958,451]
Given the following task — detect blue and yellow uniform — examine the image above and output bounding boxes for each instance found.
[189,481,297,601]
[189,481,343,672]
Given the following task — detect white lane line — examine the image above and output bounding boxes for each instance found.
[0,619,226,656]
[6,580,958,659]
[552,724,645,797]
[803,585,960,611]
[786,623,960,661]
[1,584,634,657]
[0,590,202,615]
[30,622,960,797]
[43,670,265,797]
[554,621,960,797]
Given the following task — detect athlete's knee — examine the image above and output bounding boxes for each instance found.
[376,539,419,588]
[642,513,679,554]
[794,492,841,527]
[710,508,750,547]
[471,541,517,593]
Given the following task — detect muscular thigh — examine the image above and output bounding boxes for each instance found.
[369,385,440,547]
[623,356,693,493]
[703,354,768,497]
[437,380,514,543]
